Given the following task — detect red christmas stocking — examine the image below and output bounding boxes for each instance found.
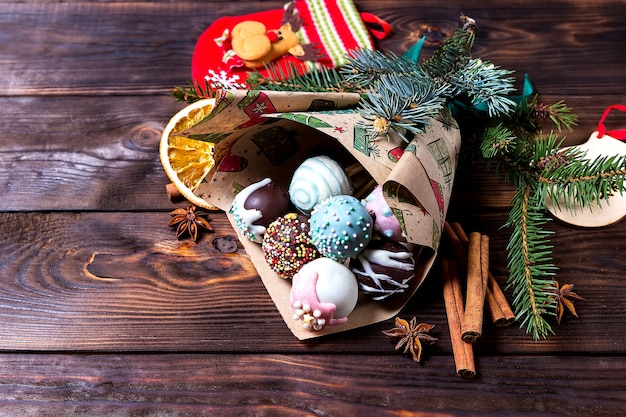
[191,0,391,92]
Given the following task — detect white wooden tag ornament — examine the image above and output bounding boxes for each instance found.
[547,104,626,227]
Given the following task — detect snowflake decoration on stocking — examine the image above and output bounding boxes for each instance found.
[205,69,247,90]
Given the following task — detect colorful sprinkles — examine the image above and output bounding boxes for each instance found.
[309,195,373,260]
[261,213,320,279]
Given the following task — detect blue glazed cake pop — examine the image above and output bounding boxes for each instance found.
[309,195,373,260]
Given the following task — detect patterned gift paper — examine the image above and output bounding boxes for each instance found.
[174,89,461,339]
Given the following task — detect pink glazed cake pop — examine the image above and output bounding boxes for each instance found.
[290,258,359,331]
[365,185,406,242]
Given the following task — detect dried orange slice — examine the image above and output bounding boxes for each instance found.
[160,99,217,209]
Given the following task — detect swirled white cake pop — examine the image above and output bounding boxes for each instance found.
[289,156,352,214]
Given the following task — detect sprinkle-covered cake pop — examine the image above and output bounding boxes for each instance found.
[261,213,320,279]
[289,155,352,214]
[309,195,373,260]
[290,257,359,330]
[365,185,406,242]
[349,239,415,300]
[230,178,291,242]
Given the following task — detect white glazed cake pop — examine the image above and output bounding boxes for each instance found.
[290,258,359,331]
[289,155,352,214]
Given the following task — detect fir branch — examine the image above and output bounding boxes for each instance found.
[505,184,557,340]
[449,58,517,117]
[537,150,626,212]
[341,49,421,87]
[479,124,517,160]
[505,95,542,135]
[421,23,516,117]
[530,131,569,173]
[247,62,358,93]
[358,72,448,140]
[422,26,475,78]
[534,100,578,132]
[172,79,216,103]
[501,95,577,138]
[478,123,538,186]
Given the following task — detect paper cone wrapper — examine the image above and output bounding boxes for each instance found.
[173,89,461,339]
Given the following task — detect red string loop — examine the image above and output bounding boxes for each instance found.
[597,104,626,140]
[360,12,392,40]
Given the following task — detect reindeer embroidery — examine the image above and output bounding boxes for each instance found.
[227,2,327,69]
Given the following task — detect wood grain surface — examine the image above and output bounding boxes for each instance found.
[1,0,625,415]
[0,353,623,416]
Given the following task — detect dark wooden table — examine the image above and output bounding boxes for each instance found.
[1,1,625,415]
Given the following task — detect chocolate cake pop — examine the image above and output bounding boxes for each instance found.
[349,239,415,300]
[230,178,291,242]
[261,213,320,279]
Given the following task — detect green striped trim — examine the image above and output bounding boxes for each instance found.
[306,0,346,66]
[337,0,371,52]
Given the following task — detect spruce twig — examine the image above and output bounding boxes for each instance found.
[538,151,626,213]
[247,62,358,93]
[172,79,216,102]
[505,184,557,339]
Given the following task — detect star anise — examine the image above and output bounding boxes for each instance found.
[382,316,437,363]
[551,281,585,324]
[168,205,212,242]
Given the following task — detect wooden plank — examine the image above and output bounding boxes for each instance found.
[367,0,626,97]
[0,352,623,416]
[0,1,282,96]
[0,93,622,212]
[0,95,186,211]
[0,0,622,412]
[0,1,624,96]
[0,211,622,353]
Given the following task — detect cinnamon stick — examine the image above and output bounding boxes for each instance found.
[480,234,489,286]
[486,272,516,326]
[441,259,476,378]
[450,221,469,246]
[461,232,486,343]
[344,162,365,177]
[165,182,185,202]
[443,221,467,266]
[445,221,515,327]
